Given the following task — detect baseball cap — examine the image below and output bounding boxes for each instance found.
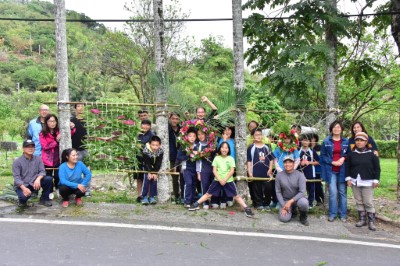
[283,154,295,162]
[23,139,35,147]
[355,132,368,141]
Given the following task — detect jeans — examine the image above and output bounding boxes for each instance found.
[328,172,347,218]
[16,176,53,203]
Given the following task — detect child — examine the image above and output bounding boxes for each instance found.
[141,136,164,205]
[274,132,300,173]
[135,119,155,202]
[176,128,198,207]
[310,133,324,206]
[298,134,320,208]
[189,142,254,218]
[346,132,380,231]
[247,128,275,211]
[196,130,215,209]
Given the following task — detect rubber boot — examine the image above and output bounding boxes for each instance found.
[299,211,309,226]
[367,212,376,231]
[355,211,367,227]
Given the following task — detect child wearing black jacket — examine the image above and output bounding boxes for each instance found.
[346,132,380,231]
[141,136,164,205]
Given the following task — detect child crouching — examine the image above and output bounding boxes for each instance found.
[189,142,254,218]
[141,136,164,205]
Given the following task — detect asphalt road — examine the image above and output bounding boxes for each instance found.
[1,218,399,266]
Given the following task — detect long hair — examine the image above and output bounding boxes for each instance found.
[41,114,59,136]
[61,148,77,164]
[350,121,368,139]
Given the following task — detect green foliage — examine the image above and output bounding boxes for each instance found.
[375,141,398,159]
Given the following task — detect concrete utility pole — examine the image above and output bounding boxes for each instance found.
[54,0,72,152]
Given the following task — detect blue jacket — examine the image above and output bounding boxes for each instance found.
[27,117,43,156]
[59,161,92,189]
[320,135,349,183]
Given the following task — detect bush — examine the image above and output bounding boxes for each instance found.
[375,140,398,158]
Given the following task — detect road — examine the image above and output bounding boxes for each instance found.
[1,218,399,265]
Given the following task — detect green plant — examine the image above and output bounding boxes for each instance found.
[375,140,397,158]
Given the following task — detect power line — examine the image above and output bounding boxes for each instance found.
[0,11,398,23]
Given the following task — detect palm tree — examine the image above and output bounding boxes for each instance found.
[54,0,72,152]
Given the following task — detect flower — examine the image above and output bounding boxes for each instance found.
[91,109,101,114]
[117,115,126,120]
[123,119,135,125]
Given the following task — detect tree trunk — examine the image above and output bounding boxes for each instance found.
[390,0,400,204]
[324,0,338,133]
[54,0,71,153]
[153,0,170,203]
[232,0,249,200]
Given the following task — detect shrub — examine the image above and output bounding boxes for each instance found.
[375,140,398,159]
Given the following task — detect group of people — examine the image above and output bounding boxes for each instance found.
[13,104,91,208]
[13,98,381,230]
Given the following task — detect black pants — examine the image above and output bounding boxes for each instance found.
[253,180,273,208]
[45,166,59,190]
[314,174,324,203]
[59,185,85,201]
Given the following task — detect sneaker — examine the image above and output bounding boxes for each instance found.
[340,217,347,223]
[203,205,209,210]
[220,203,227,209]
[136,196,143,203]
[211,203,219,209]
[328,216,335,222]
[141,196,149,205]
[75,197,83,206]
[264,206,271,211]
[256,206,265,211]
[49,193,54,200]
[62,201,69,208]
[17,201,32,208]
[149,197,157,205]
[188,202,200,211]
[38,200,52,207]
[227,201,234,207]
[244,207,254,218]
[85,191,91,197]
[184,204,191,208]
[269,202,277,209]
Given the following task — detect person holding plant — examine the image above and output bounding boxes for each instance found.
[320,120,349,222]
[346,132,380,231]
[58,148,92,207]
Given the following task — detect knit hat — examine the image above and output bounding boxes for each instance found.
[355,132,368,141]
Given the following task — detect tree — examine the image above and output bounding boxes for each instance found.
[54,0,71,152]
[389,0,400,204]
[153,0,170,203]
[232,0,248,198]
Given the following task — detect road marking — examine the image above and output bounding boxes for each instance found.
[1,217,399,249]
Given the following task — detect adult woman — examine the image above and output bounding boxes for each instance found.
[39,114,75,194]
[320,120,349,222]
[58,148,92,207]
[348,121,378,156]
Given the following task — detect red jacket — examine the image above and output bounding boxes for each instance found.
[39,128,76,167]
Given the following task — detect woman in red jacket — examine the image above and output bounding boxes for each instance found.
[39,114,75,195]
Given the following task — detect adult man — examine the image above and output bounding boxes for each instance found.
[168,112,181,203]
[13,140,53,207]
[138,109,157,133]
[275,155,309,226]
[27,104,50,156]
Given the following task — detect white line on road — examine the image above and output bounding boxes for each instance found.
[1,217,399,249]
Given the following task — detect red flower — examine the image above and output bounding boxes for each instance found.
[91,109,101,114]
[123,119,135,125]
[117,115,126,120]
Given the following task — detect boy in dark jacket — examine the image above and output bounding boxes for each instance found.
[141,136,164,205]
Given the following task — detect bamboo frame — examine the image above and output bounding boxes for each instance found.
[43,101,180,107]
